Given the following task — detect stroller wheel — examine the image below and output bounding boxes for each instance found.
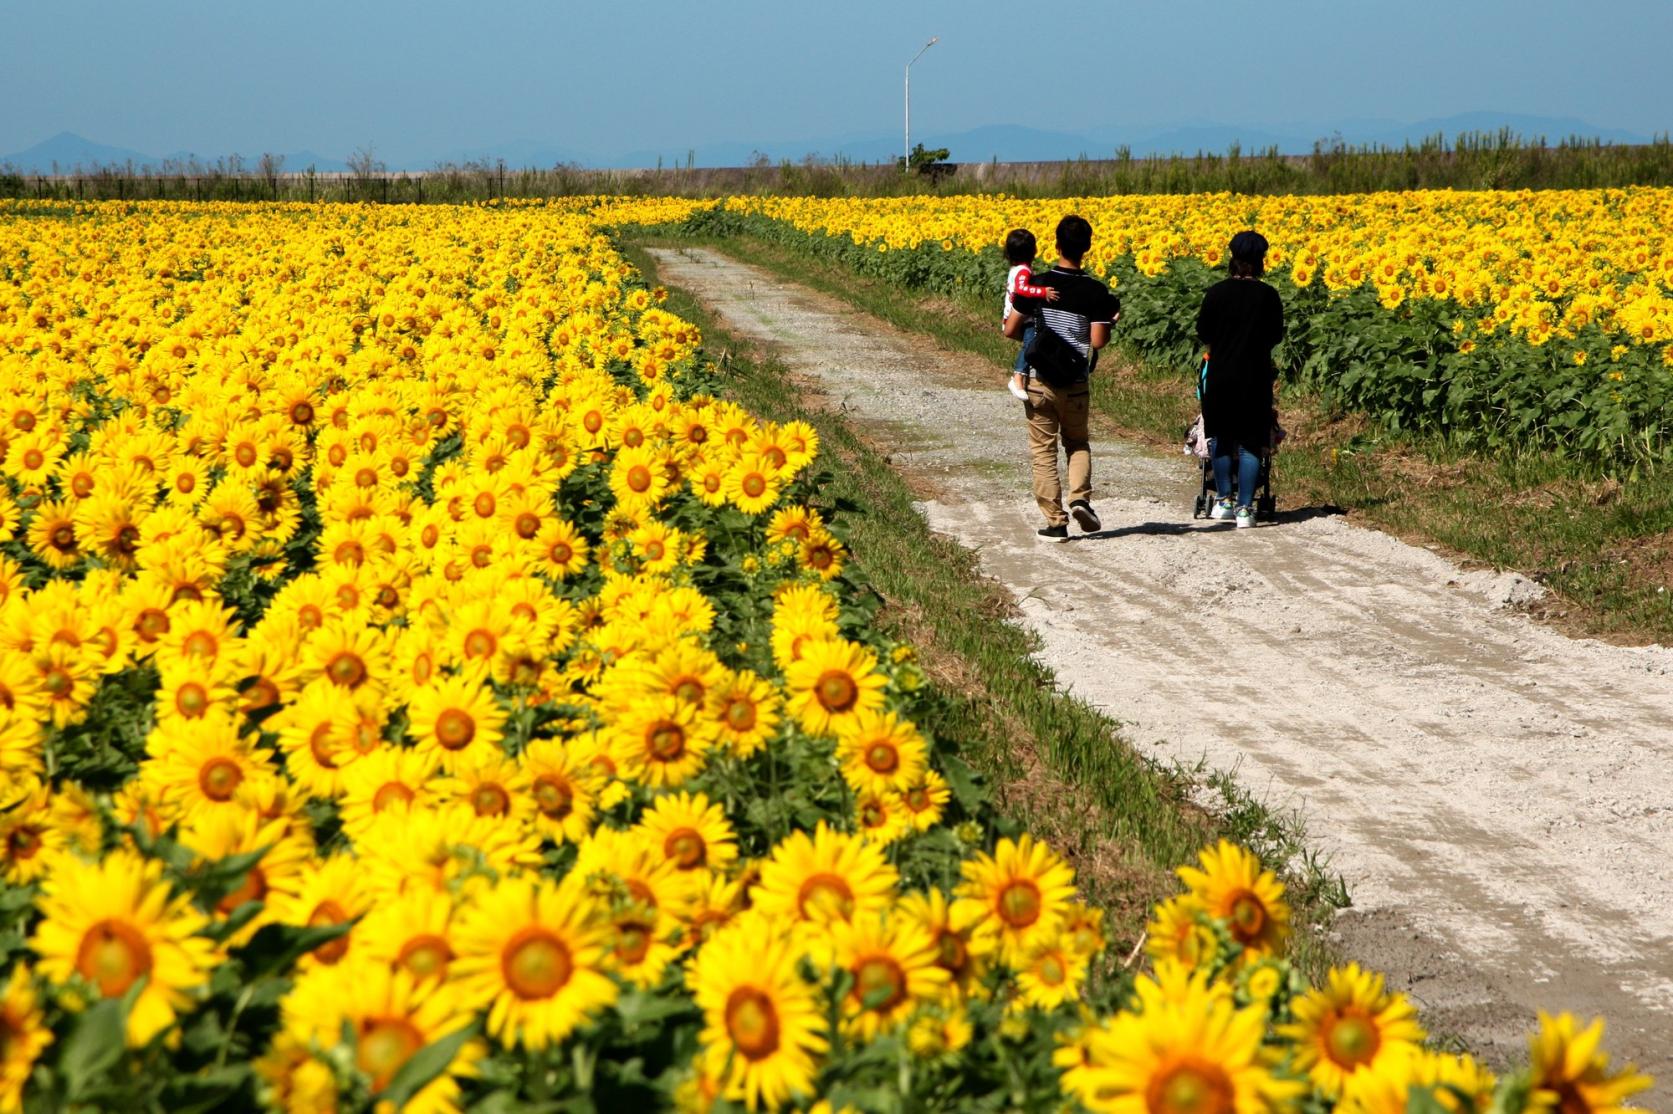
[1193,494,1208,519]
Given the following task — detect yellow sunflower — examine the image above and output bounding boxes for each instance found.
[406,672,509,772]
[0,788,64,885]
[782,638,886,738]
[1014,936,1089,1012]
[1145,893,1221,972]
[896,888,996,999]
[635,790,738,876]
[1279,963,1426,1098]
[610,695,717,789]
[720,453,782,515]
[1175,840,1290,960]
[0,965,51,1112]
[829,911,949,1040]
[520,737,604,846]
[690,916,827,1112]
[357,887,459,984]
[266,853,375,971]
[952,834,1078,964]
[1067,977,1301,1114]
[706,668,781,758]
[31,849,218,1046]
[1527,1012,1651,1114]
[751,822,899,958]
[834,710,927,795]
[281,958,482,1114]
[451,875,618,1050]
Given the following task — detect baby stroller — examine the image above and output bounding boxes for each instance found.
[1183,358,1280,522]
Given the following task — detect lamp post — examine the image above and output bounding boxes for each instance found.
[904,36,939,167]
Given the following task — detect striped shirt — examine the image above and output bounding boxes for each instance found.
[1011,265,1121,363]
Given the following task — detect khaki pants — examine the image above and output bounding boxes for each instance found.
[1024,379,1091,526]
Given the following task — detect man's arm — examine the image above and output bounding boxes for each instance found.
[1089,322,1111,350]
[1003,309,1030,340]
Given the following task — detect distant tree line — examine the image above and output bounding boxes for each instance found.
[5,131,1673,203]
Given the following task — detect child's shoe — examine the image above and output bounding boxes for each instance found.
[1007,379,1029,401]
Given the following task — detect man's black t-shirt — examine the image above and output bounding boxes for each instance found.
[1011,265,1121,377]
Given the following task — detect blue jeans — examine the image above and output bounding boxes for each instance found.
[1211,440,1261,508]
[1013,321,1034,374]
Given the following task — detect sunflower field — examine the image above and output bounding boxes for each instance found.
[0,197,1652,1113]
[677,189,1673,467]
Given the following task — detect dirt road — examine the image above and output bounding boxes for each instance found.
[649,246,1673,1092]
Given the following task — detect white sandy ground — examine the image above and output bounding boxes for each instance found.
[649,247,1673,1099]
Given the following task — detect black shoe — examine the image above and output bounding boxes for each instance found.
[1036,524,1069,540]
[1069,500,1102,533]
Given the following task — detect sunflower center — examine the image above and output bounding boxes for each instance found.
[614,920,653,965]
[647,721,686,761]
[1323,1008,1382,1068]
[325,651,368,689]
[135,608,170,641]
[502,927,574,1000]
[1146,1057,1237,1114]
[796,872,855,921]
[514,512,541,539]
[626,465,653,493]
[435,709,476,750]
[244,677,280,712]
[373,782,415,812]
[741,473,767,499]
[935,929,968,975]
[357,1017,424,1090]
[1225,889,1267,942]
[198,757,244,801]
[864,743,898,774]
[463,629,496,659]
[473,492,495,518]
[1035,953,1068,986]
[815,670,858,713]
[176,682,210,718]
[723,696,757,732]
[987,880,1041,930]
[470,784,511,816]
[672,677,704,703]
[75,918,154,997]
[547,541,573,565]
[183,630,219,658]
[6,826,42,860]
[308,900,352,964]
[49,524,75,551]
[853,956,907,1013]
[532,776,573,820]
[397,935,454,980]
[663,828,705,869]
[724,988,781,1061]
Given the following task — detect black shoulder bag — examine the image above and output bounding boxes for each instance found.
[1023,295,1090,387]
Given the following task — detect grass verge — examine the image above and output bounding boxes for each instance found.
[639,230,1673,647]
[623,240,1346,976]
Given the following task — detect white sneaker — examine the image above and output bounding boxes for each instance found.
[1007,380,1029,401]
[1235,505,1256,529]
[1210,498,1235,521]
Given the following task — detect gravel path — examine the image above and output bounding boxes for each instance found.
[651,246,1673,1094]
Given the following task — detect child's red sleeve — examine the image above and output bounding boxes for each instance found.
[1012,265,1050,299]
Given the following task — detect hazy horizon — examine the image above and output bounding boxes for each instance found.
[4,0,1669,169]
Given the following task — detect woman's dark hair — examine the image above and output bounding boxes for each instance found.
[1229,230,1268,278]
[1003,228,1038,265]
[1056,215,1093,263]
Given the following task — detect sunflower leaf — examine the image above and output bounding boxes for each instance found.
[235,919,356,981]
[60,981,141,1099]
[377,1021,479,1110]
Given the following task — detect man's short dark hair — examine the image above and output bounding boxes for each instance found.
[1055,215,1093,263]
[1003,228,1038,266]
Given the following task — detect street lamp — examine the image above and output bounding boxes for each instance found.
[905,36,939,167]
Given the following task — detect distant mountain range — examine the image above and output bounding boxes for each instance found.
[3,114,1659,175]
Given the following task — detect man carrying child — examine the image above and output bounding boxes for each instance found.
[1003,215,1120,540]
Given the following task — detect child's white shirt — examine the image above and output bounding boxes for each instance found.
[1003,263,1030,322]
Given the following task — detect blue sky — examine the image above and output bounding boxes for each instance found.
[3,0,1669,165]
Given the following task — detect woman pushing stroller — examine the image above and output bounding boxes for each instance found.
[1196,231,1285,528]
